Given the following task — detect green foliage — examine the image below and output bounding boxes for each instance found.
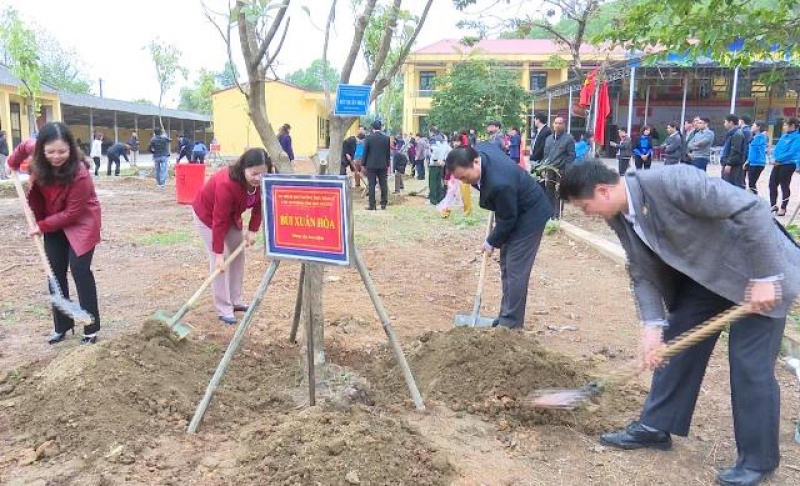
[136,230,195,246]
[132,98,155,105]
[376,79,404,133]
[427,60,531,135]
[284,59,339,91]
[544,219,561,236]
[0,8,41,107]
[147,40,188,126]
[363,3,417,79]
[597,0,800,65]
[178,69,216,113]
[217,60,239,87]
[37,32,92,94]
[519,1,629,41]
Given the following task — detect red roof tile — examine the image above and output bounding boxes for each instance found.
[413,38,619,55]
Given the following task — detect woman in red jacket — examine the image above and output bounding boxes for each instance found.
[8,122,102,344]
[192,148,274,324]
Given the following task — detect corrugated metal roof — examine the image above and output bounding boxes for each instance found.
[413,39,625,56]
[58,92,210,122]
[0,64,209,121]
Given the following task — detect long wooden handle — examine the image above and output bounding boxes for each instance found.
[11,171,55,280]
[187,241,247,306]
[474,212,495,298]
[658,305,748,359]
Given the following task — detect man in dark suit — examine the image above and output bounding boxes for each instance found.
[529,113,551,165]
[361,120,391,210]
[446,142,553,329]
[560,162,800,486]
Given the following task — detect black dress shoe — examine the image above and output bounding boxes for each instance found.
[599,421,672,450]
[233,304,249,313]
[48,327,74,345]
[717,466,774,486]
[491,318,500,328]
[80,333,98,345]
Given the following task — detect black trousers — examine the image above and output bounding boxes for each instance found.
[769,164,795,209]
[721,164,746,189]
[107,155,121,176]
[639,278,784,472]
[747,165,765,194]
[92,156,101,176]
[634,155,651,170]
[497,228,544,328]
[618,157,630,175]
[43,231,100,335]
[177,148,190,162]
[541,173,561,219]
[366,168,388,209]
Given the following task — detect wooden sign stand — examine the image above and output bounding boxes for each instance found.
[187,176,425,434]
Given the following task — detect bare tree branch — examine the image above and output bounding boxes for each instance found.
[252,0,291,72]
[362,0,401,87]
[322,0,338,111]
[263,17,291,75]
[376,0,434,96]
[203,1,247,96]
[340,0,378,83]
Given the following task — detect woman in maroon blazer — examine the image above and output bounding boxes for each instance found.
[192,148,274,324]
[8,122,102,344]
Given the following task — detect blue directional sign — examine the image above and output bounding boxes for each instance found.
[334,84,372,116]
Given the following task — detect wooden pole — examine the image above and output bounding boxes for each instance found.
[187,260,281,434]
[352,247,425,411]
[289,263,305,343]
[303,260,316,406]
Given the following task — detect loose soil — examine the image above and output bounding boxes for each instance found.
[0,166,799,484]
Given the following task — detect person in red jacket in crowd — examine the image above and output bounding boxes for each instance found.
[7,122,102,344]
[192,148,275,325]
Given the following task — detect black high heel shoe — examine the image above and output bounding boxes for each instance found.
[48,327,74,345]
[80,333,98,345]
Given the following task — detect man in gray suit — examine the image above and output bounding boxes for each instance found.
[560,162,800,486]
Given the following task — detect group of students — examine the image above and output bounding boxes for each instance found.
[5,121,275,345]
[609,114,800,216]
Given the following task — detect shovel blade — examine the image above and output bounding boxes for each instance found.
[152,311,192,340]
[50,294,94,324]
[453,314,495,328]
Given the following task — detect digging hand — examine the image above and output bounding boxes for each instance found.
[215,253,225,273]
[744,279,781,314]
[245,231,257,247]
[640,326,665,370]
[481,241,494,255]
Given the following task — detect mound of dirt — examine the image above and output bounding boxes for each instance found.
[362,328,645,434]
[8,320,218,461]
[229,406,453,485]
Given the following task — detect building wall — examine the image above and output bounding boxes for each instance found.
[0,84,61,149]
[400,47,606,134]
[212,82,328,159]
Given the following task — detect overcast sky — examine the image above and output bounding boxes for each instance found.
[4,0,536,106]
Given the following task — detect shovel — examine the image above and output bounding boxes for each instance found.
[454,212,496,327]
[528,305,749,410]
[10,171,93,324]
[153,241,247,340]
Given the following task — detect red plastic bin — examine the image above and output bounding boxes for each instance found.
[175,163,206,204]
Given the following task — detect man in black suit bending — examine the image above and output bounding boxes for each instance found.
[446,142,553,328]
[361,119,392,210]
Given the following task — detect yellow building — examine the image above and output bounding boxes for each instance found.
[402,39,625,135]
[0,65,62,147]
[212,81,343,159]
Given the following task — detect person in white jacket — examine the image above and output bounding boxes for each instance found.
[89,134,103,176]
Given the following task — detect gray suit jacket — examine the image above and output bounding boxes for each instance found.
[608,165,800,321]
[543,132,576,170]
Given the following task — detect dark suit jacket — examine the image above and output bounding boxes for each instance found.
[341,136,357,165]
[362,131,391,170]
[530,125,551,162]
[608,164,800,321]
[474,142,552,248]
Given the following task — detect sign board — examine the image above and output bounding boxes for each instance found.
[334,84,372,116]
[262,175,353,266]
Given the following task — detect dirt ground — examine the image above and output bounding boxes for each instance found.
[0,164,799,485]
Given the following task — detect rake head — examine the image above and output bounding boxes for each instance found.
[526,381,605,410]
[47,277,94,324]
[152,311,192,341]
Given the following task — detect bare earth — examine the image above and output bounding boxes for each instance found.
[0,163,798,485]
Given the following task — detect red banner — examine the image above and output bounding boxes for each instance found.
[272,187,344,254]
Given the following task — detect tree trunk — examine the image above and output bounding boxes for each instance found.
[246,78,293,174]
[327,116,358,172]
[26,100,36,137]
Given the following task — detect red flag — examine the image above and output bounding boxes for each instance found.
[594,80,611,146]
[579,68,598,107]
